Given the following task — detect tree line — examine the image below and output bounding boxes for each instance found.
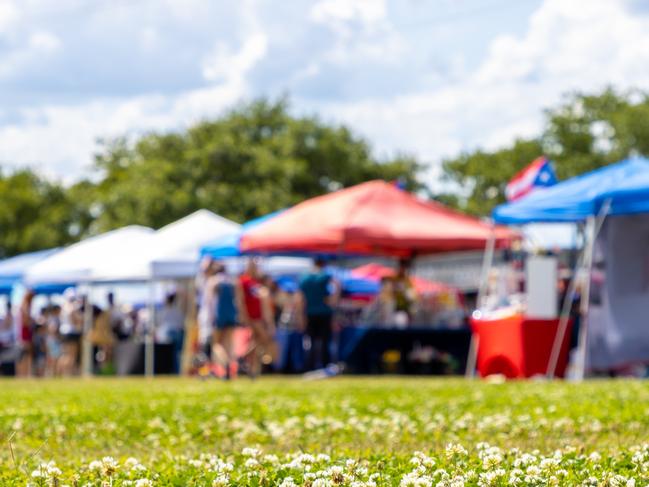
[2,88,648,257]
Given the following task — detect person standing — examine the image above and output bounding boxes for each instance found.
[236,259,276,377]
[16,289,35,377]
[298,258,339,370]
[59,289,83,376]
[156,292,185,374]
[207,263,238,379]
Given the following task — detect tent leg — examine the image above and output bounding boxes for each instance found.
[464,335,479,379]
[81,284,93,377]
[476,227,496,310]
[546,244,587,378]
[145,280,155,378]
[574,216,597,381]
[466,225,496,378]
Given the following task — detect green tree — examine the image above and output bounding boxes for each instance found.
[441,87,649,216]
[89,98,422,231]
[0,169,82,257]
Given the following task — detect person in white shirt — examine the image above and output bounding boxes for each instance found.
[156,292,185,374]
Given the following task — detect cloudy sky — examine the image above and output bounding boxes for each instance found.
[1,0,649,189]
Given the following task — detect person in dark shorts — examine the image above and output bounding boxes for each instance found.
[208,263,238,378]
[298,258,340,370]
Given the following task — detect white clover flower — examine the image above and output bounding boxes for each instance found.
[263,454,279,465]
[242,447,261,457]
[588,452,602,462]
[400,471,432,487]
[30,469,44,479]
[482,453,503,469]
[212,474,230,487]
[100,456,119,477]
[279,477,299,487]
[317,454,331,463]
[135,479,153,487]
[445,443,468,458]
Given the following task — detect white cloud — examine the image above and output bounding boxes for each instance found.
[310,0,387,26]
[0,30,61,79]
[28,31,61,51]
[311,0,649,190]
[0,83,245,182]
[2,0,649,191]
[0,0,18,33]
[202,33,268,83]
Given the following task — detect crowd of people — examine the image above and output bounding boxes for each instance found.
[194,257,341,378]
[0,256,467,378]
[0,288,183,377]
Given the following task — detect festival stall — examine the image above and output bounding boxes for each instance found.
[0,248,63,296]
[486,156,649,378]
[239,180,514,374]
[24,226,156,376]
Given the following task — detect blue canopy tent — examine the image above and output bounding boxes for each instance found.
[201,211,284,258]
[493,157,649,224]
[0,248,69,296]
[493,157,649,377]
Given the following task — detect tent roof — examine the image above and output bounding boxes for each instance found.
[241,180,512,257]
[0,248,60,281]
[201,210,283,259]
[493,157,649,224]
[92,210,241,282]
[25,226,155,285]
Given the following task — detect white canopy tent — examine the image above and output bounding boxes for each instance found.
[92,209,242,283]
[23,225,156,377]
[24,226,155,286]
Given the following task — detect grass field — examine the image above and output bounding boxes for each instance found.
[1,378,648,486]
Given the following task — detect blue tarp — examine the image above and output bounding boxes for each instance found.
[272,267,381,296]
[493,157,649,224]
[0,248,61,295]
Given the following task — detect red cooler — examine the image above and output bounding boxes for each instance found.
[470,314,572,378]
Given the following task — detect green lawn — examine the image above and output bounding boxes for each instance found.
[1,377,648,485]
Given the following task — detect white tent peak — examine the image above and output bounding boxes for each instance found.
[25,225,155,285]
[153,209,241,255]
[91,210,242,282]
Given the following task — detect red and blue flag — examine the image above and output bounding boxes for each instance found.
[505,156,557,201]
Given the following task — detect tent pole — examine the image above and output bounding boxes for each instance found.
[465,224,496,378]
[574,216,596,381]
[476,225,496,310]
[573,200,611,381]
[145,279,155,378]
[546,245,586,378]
[81,283,93,377]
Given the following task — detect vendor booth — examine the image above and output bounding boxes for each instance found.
[239,180,514,374]
[485,156,649,378]
[0,248,64,296]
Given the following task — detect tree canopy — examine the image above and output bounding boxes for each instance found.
[0,98,421,256]
[2,89,648,257]
[89,98,421,232]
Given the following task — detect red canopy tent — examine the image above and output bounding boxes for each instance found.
[241,180,513,257]
[351,263,454,296]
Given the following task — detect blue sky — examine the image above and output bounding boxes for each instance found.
[1,0,648,189]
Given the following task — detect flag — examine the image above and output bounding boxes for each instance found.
[505,156,557,201]
[392,178,407,190]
